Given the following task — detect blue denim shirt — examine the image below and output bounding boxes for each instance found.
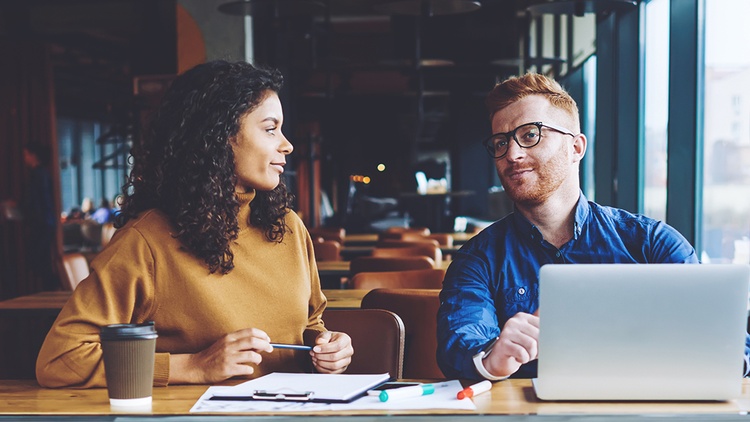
[436,192,732,380]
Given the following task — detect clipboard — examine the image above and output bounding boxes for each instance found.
[208,372,391,403]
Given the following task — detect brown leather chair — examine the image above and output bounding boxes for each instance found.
[313,239,342,261]
[322,309,405,378]
[309,227,346,244]
[349,256,435,276]
[385,226,431,235]
[350,269,445,290]
[361,289,443,379]
[371,244,442,263]
[424,233,454,247]
[61,253,90,290]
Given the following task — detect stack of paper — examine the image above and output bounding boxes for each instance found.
[190,372,476,412]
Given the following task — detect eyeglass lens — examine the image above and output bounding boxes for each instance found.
[488,123,541,157]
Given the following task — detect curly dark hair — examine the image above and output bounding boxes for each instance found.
[116,60,294,274]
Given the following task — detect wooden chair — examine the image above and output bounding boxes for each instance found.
[322,309,405,378]
[308,227,346,244]
[371,244,442,263]
[361,289,443,379]
[313,239,342,261]
[61,253,90,290]
[350,269,445,290]
[349,256,435,276]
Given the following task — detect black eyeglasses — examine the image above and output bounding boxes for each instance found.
[483,121,576,159]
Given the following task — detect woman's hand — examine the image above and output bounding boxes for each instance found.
[310,331,353,374]
[169,328,272,384]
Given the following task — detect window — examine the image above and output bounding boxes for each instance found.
[58,118,129,218]
[701,0,750,263]
[642,0,669,222]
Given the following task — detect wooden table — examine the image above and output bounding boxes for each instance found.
[0,289,371,380]
[0,290,367,315]
[317,260,451,278]
[343,232,476,246]
[340,245,462,260]
[1,379,749,417]
[323,289,370,309]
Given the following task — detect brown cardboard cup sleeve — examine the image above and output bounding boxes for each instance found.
[100,322,158,409]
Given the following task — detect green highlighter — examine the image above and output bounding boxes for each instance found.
[379,383,435,402]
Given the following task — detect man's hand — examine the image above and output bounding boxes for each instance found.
[483,311,540,378]
[310,331,353,374]
[169,328,272,384]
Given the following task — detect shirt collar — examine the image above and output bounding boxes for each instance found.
[236,189,257,230]
[511,191,589,242]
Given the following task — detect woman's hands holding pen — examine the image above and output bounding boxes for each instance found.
[310,331,353,374]
[169,328,272,384]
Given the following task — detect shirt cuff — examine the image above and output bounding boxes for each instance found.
[153,352,170,387]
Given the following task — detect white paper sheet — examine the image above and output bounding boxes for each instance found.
[190,379,476,412]
[206,372,390,402]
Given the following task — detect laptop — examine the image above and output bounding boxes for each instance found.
[532,264,749,401]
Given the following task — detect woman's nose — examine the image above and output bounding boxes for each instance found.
[280,134,293,154]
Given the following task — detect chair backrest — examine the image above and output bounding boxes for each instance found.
[383,232,453,247]
[61,253,90,290]
[101,222,116,247]
[313,239,342,261]
[79,221,103,247]
[309,227,345,244]
[424,233,454,247]
[349,256,435,275]
[385,226,431,235]
[361,289,443,379]
[322,309,405,378]
[350,269,446,290]
[371,245,442,264]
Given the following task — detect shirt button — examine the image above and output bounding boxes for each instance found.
[555,252,561,258]
[518,287,526,295]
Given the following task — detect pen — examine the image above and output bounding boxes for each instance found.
[457,380,492,400]
[379,383,435,402]
[270,343,313,351]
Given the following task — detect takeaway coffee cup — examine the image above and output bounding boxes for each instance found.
[100,322,158,409]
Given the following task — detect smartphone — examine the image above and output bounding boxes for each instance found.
[366,382,421,396]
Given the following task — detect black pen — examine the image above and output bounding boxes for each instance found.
[270,343,313,351]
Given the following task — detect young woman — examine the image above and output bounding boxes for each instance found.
[37,60,353,387]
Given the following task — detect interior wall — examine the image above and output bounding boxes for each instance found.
[178,0,244,63]
[177,3,207,74]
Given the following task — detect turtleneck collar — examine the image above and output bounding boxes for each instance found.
[236,190,256,231]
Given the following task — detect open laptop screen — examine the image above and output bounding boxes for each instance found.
[534,264,749,401]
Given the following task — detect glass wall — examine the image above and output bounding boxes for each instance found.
[58,118,128,219]
[701,0,750,263]
[642,0,669,221]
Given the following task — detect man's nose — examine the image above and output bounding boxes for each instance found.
[503,138,525,160]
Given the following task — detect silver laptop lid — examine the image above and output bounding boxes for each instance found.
[535,264,749,401]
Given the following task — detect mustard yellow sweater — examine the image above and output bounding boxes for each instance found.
[36,191,327,388]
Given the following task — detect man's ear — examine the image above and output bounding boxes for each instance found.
[571,133,587,163]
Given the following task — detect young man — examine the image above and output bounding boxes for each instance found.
[436,73,707,381]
